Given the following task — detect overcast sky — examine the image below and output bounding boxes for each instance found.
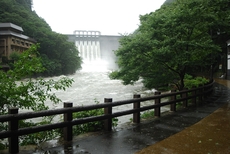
[32,0,165,35]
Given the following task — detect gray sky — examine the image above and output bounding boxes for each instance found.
[33,0,165,35]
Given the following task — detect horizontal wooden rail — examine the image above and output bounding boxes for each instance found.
[0,80,214,153]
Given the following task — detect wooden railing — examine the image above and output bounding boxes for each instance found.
[0,80,214,153]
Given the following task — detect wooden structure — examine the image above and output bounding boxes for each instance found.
[0,23,36,62]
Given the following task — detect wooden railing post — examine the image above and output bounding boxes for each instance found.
[209,83,214,96]
[154,91,161,117]
[198,85,203,105]
[204,83,212,99]
[63,102,73,141]
[8,107,19,154]
[182,88,188,108]
[133,94,141,123]
[104,98,112,131]
[192,86,197,106]
[204,85,208,99]
[170,90,177,112]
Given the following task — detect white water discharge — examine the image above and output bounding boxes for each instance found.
[42,60,160,125]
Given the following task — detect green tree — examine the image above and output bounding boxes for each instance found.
[0,44,74,148]
[163,0,175,5]
[0,44,74,113]
[0,0,82,76]
[110,0,229,90]
[15,0,32,10]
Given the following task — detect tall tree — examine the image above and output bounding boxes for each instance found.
[110,0,229,90]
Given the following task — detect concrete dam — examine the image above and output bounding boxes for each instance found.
[66,30,122,70]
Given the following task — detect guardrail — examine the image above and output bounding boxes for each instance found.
[0,80,214,153]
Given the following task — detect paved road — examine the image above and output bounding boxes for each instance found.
[8,79,230,154]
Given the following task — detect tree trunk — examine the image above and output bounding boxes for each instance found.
[179,72,185,90]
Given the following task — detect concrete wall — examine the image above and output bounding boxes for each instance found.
[66,33,122,70]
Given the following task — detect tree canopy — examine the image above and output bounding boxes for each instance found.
[0,0,82,76]
[0,44,73,114]
[0,44,75,148]
[110,0,230,90]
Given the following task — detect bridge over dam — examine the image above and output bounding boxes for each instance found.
[66,30,122,70]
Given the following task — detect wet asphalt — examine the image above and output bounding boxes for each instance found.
[12,80,230,154]
[137,79,230,154]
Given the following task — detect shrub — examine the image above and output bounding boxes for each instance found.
[140,110,155,119]
[72,100,118,135]
[184,74,209,89]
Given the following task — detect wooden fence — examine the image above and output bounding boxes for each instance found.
[0,80,214,153]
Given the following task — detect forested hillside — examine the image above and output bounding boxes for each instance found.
[0,0,82,76]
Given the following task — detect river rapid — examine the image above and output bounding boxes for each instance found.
[43,62,158,125]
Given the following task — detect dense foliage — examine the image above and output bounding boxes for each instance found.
[110,0,230,90]
[184,74,209,89]
[0,45,74,113]
[0,44,74,149]
[0,0,82,76]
